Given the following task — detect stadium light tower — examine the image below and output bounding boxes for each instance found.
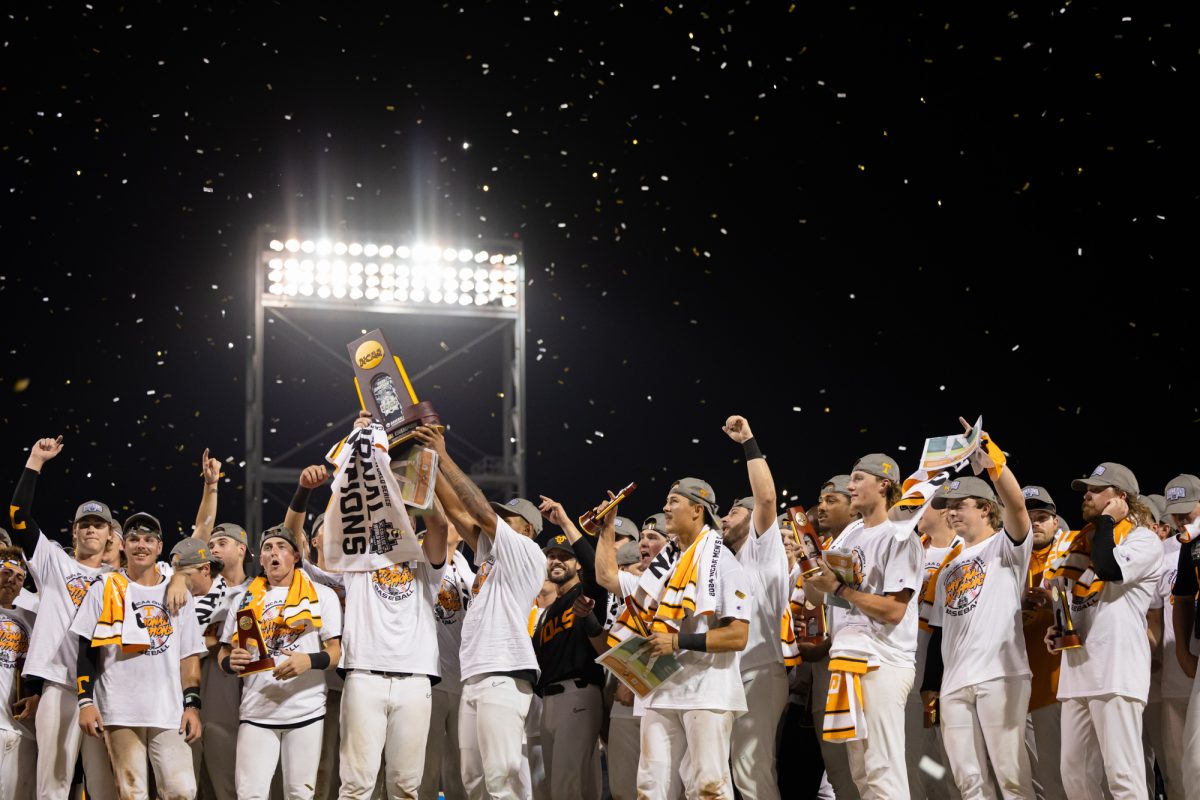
[245,227,527,537]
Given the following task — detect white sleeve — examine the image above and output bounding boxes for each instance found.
[28,531,59,592]
[68,579,106,640]
[317,584,343,642]
[178,596,206,659]
[617,570,640,599]
[492,516,547,599]
[717,557,753,623]
[1000,526,1035,569]
[219,590,246,645]
[302,560,346,590]
[883,535,923,595]
[1115,529,1164,585]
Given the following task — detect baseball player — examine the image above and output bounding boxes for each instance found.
[72,511,205,800]
[1045,463,1161,800]
[1165,474,1200,791]
[920,428,1036,799]
[0,546,38,800]
[218,524,342,800]
[804,453,923,800]
[414,424,546,800]
[1018,486,1066,800]
[527,497,608,800]
[618,473,752,800]
[717,416,788,800]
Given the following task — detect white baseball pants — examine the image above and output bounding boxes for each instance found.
[339,671,432,800]
[638,707,735,800]
[904,687,962,800]
[846,661,914,800]
[811,660,861,800]
[199,703,239,800]
[1061,695,1147,800]
[607,715,641,800]
[731,663,788,800]
[35,680,116,800]
[940,676,1035,799]
[1025,704,1066,800]
[109,725,198,800]
[236,720,324,800]
[420,687,467,800]
[1157,695,1187,800]
[0,728,35,800]
[459,673,533,800]
[540,681,602,800]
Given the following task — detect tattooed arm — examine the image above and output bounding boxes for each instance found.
[412,425,496,543]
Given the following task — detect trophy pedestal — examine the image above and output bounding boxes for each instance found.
[1051,632,1083,653]
[388,401,444,449]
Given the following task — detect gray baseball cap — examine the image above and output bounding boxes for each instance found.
[311,513,326,538]
[616,539,641,567]
[642,513,667,533]
[669,477,721,528]
[0,528,10,547]
[260,524,301,552]
[821,475,852,498]
[612,516,639,540]
[1022,485,1057,512]
[489,498,544,535]
[1139,495,1162,524]
[733,497,755,512]
[211,522,249,547]
[931,477,998,509]
[124,512,163,539]
[74,500,113,525]
[852,454,903,484]
[1165,475,1200,516]
[1071,462,1139,496]
[170,538,222,569]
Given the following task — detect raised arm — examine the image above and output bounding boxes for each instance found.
[538,495,584,543]
[413,425,496,539]
[421,499,450,568]
[10,436,65,556]
[192,448,221,542]
[963,418,1029,541]
[284,464,328,544]
[723,415,777,536]
[590,496,621,594]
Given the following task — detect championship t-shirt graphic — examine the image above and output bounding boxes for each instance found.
[371,563,416,602]
[66,571,103,608]
[471,556,495,598]
[435,572,467,625]
[132,600,175,655]
[942,559,988,617]
[0,615,31,668]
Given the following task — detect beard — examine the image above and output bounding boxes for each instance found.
[548,565,577,585]
[1080,500,1099,523]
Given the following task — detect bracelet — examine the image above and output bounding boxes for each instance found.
[677,632,707,652]
[742,437,764,461]
[834,583,848,598]
[77,698,95,710]
[183,687,202,710]
[220,655,234,675]
[309,651,331,671]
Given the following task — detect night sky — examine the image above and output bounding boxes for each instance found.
[2,1,1196,547]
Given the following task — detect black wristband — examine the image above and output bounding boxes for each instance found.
[289,485,312,514]
[22,676,44,697]
[220,655,234,675]
[742,437,764,461]
[183,686,202,710]
[581,613,604,637]
[678,632,707,652]
[309,651,332,671]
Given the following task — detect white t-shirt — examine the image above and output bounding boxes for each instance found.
[827,520,923,668]
[70,572,206,729]
[459,517,546,681]
[931,529,1034,696]
[24,532,110,685]
[220,582,342,726]
[1057,525,1161,702]
[0,605,36,738]
[1155,537,1196,700]
[434,551,475,692]
[343,561,444,676]
[648,545,753,713]
[735,519,790,673]
[608,569,646,720]
[14,589,38,614]
[915,539,961,689]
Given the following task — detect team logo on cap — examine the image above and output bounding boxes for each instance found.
[614,519,625,528]
[1168,487,1189,502]
[949,481,961,490]
[882,463,894,475]
[507,499,520,506]
[1022,487,1041,498]
[1091,466,1107,476]
[81,502,104,514]
[371,563,416,603]
[553,535,567,545]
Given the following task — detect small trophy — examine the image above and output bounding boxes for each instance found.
[1050,586,1083,652]
[924,696,939,729]
[235,609,277,676]
[795,599,828,645]
[348,329,443,450]
[786,505,825,578]
[579,482,638,537]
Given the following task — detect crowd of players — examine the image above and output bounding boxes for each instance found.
[1,412,1198,800]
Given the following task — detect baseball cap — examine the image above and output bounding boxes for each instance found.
[123,512,163,539]
[542,533,576,558]
[616,539,641,567]
[1071,463,1139,495]
[852,454,903,484]
[489,498,544,535]
[733,497,755,512]
[669,477,721,528]
[110,520,123,540]
[1165,474,1200,516]
[311,513,326,539]
[821,475,852,498]
[931,477,998,509]
[1139,495,1162,524]
[612,516,638,540]
[74,500,113,525]
[1021,485,1057,513]
[170,538,222,569]
[642,513,667,533]
[210,523,249,547]
[0,528,10,547]
[260,524,301,552]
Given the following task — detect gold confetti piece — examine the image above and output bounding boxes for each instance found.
[13,378,30,392]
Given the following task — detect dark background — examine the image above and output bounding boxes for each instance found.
[2,1,1195,545]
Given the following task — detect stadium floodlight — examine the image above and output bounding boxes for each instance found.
[259,233,522,318]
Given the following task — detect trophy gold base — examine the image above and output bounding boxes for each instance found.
[798,557,823,578]
[1051,633,1083,653]
[238,658,276,677]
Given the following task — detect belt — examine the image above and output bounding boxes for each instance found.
[542,678,590,696]
[368,670,415,679]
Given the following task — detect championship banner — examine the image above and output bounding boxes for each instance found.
[918,416,983,473]
[322,423,425,571]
